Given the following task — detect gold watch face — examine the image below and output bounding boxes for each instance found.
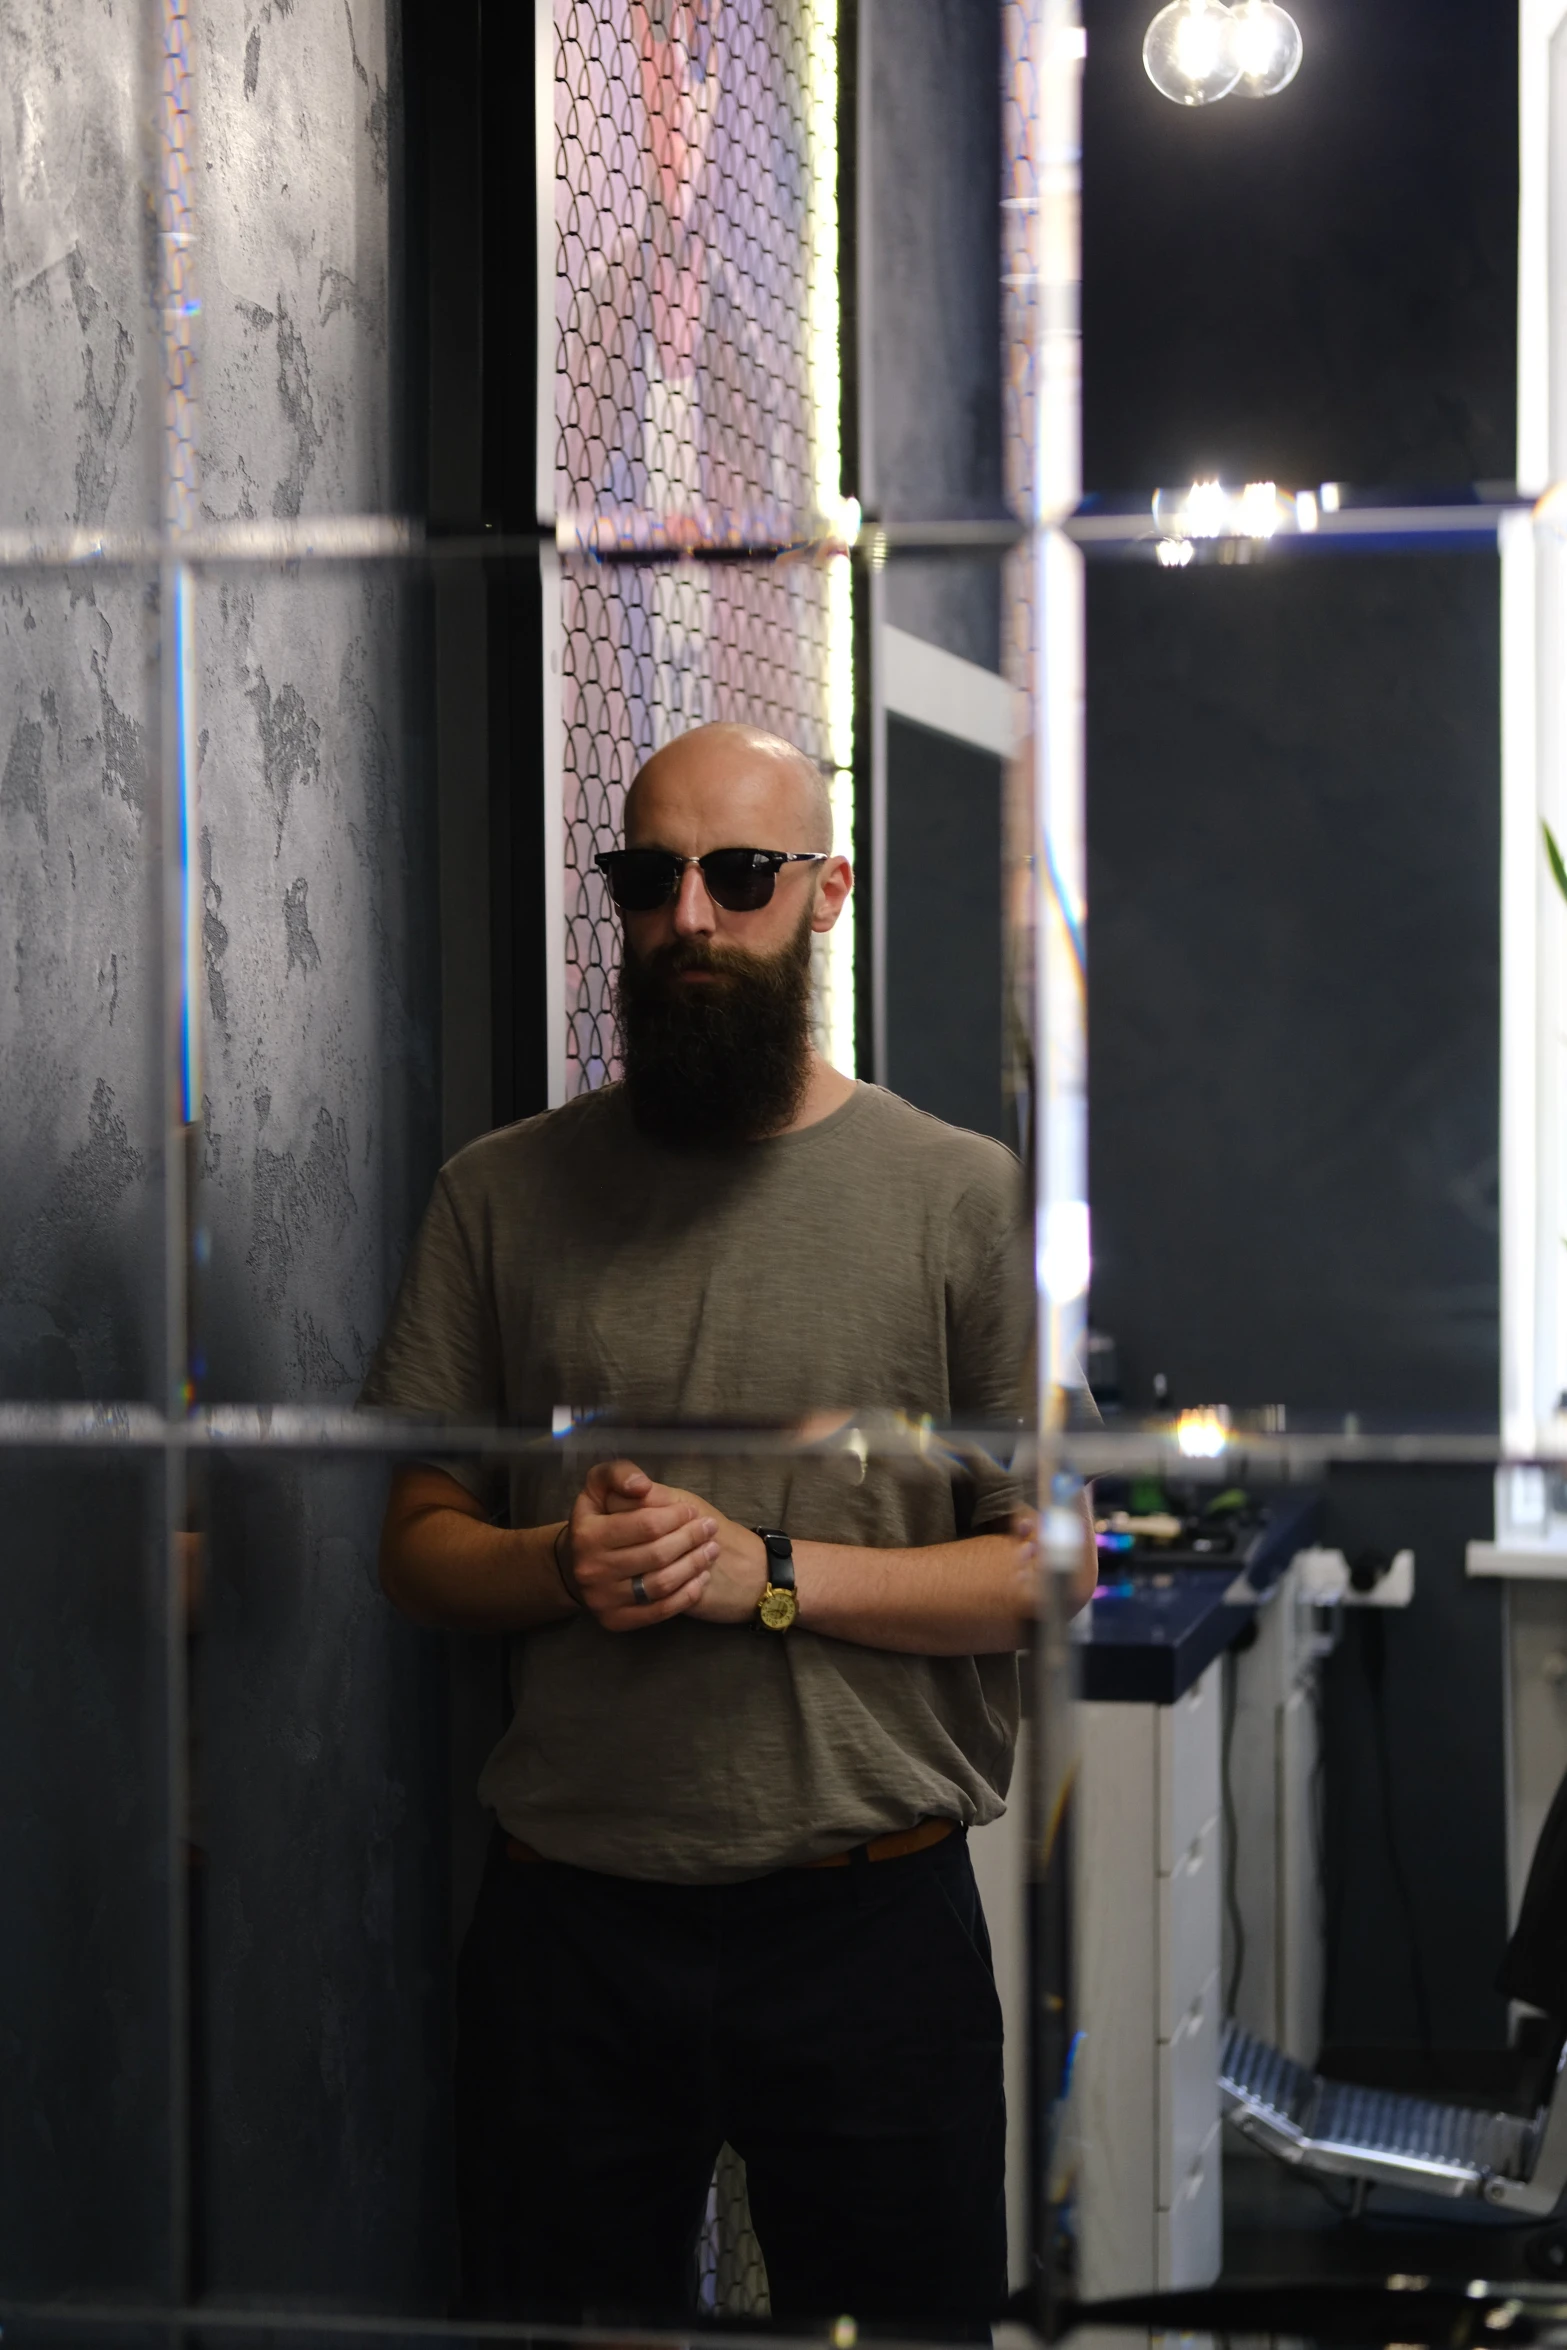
[758,1582,798,1631]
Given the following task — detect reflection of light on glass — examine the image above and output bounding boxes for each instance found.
[1176,1405,1230,1458]
[161,0,202,1135]
[1156,538,1195,568]
[1182,478,1231,537]
[1534,482,1567,537]
[1153,479,1311,545]
[174,569,201,1124]
[1230,0,1303,95]
[1143,0,1240,106]
[1236,479,1281,538]
[1320,481,1342,513]
[804,0,855,1075]
[1040,1197,1092,1304]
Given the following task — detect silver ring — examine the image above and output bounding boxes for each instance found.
[631,1573,649,1606]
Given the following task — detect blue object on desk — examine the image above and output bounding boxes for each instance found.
[1074,1489,1323,1704]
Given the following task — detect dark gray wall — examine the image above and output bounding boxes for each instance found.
[1081,0,1517,2048]
[0,1455,173,2296]
[189,0,446,2302]
[1321,1470,1509,2054]
[1085,555,1511,2048]
[0,0,174,2297]
[0,0,448,2305]
[0,2,163,1409]
[886,716,1004,1141]
[1086,558,1500,1419]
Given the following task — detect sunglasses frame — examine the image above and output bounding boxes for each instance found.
[593,846,828,914]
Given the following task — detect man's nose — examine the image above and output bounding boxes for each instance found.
[671,860,717,935]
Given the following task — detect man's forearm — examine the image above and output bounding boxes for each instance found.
[790,1532,1030,1655]
[380,1467,575,1632]
[754,1494,1096,1655]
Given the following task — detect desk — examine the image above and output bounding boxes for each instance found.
[1075,1651,1224,2299]
[1071,1494,1321,2300]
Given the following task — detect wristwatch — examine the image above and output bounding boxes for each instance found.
[754,1527,798,1631]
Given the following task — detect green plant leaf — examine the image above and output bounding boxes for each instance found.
[1544,819,1567,908]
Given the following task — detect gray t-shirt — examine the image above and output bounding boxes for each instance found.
[362,1080,1031,1881]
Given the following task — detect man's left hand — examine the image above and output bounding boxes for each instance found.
[601,1467,767,1623]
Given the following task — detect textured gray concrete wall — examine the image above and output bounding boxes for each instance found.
[190,0,445,2305]
[0,0,174,2299]
[195,0,433,1412]
[0,0,163,1404]
[0,0,446,2305]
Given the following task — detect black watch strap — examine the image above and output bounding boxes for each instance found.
[755,1527,796,1592]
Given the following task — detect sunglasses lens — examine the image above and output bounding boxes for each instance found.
[601,851,679,911]
[702,850,777,912]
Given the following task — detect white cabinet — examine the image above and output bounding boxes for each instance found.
[1075,1660,1223,2300]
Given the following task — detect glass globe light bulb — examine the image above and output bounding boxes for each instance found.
[1143,0,1241,107]
[1230,0,1302,96]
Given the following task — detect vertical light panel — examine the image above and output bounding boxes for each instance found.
[1004,0,1086,1418]
[804,0,857,1076]
[1499,511,1540,1463]
[1003,2,1085,2319]
[1490,0,1567,1557]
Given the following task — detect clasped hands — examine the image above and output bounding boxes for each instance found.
[557,1458,768,1633]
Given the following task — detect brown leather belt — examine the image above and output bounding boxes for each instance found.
[799,1816,955,1868]
[504,1816,955,1873]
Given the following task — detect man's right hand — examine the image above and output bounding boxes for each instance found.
[560,1458,718,1632]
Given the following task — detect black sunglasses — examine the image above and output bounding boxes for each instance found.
[594,847,827,914]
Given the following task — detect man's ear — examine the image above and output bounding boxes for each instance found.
[811,855,853,933]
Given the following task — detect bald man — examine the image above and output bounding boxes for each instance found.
[364,723,1084,2327]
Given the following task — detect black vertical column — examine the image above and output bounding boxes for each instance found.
[407,0,555,1143]
[480,0,555,1128]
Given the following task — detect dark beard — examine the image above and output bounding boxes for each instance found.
[617,909,815,1145]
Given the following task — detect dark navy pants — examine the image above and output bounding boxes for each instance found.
[454,1823,1008,2326]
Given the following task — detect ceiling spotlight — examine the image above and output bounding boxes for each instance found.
[1143,0,1241,107]
[1230,0,1303,95]
[1143,0,1302,105]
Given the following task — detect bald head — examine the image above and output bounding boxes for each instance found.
[624,722,834,854]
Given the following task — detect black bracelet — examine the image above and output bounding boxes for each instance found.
[553,1522,581,1608]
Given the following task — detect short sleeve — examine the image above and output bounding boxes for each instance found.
[359,1171,505,1511]
[946,1164,1034,1531]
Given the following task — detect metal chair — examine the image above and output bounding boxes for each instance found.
[1221,1757,1567,2218]
[1220,2021,1567,2215]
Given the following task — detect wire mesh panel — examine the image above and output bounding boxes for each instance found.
[554,0,849,1093]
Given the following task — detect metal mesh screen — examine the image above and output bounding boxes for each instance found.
[554,0,845,1093]
[553,0,848,2292]
[695,2141,771,2316]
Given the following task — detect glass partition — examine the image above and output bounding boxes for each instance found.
[1,0,1561,2337]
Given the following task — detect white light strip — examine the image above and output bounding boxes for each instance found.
[1032,0,1087,1411]
[1517,0,1559,493]
[805,0,857,1076]
[1500,513,1540,1459]
[1487,0,1567,1555]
